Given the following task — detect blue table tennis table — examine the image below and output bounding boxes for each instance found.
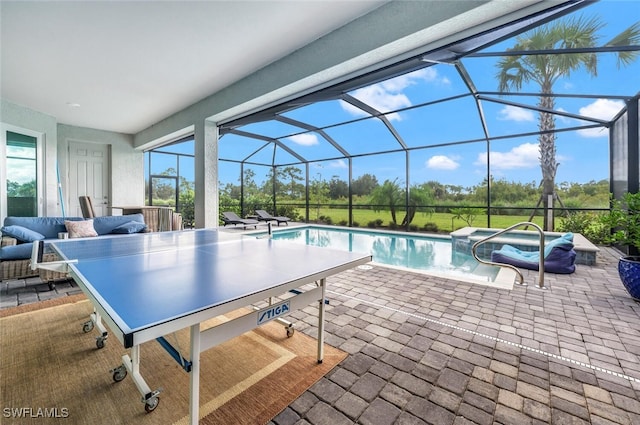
[35,229,371,424]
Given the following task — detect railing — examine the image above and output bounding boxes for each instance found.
[471,221,546,289]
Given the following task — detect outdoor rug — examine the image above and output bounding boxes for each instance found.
[0,295,346,424]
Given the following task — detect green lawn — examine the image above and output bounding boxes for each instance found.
[299,207,545,233]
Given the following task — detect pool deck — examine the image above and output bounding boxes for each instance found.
[1,227,639,424]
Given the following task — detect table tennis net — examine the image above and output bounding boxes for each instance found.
[47,229,239,261]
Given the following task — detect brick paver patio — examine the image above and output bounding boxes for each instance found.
[2,244,639,424]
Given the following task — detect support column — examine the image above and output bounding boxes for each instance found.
[194,120,218,228]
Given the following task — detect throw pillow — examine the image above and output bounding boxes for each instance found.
[0,243,35,260]
[65,220,98,238]
[111,221,147,234]
[1,225,46,242]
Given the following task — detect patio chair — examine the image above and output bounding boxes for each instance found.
[221,212,258,229]
[78,196,96,218]
[255,210,291,226]
[490,232,576,274]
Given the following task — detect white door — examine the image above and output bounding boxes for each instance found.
[68,142,109,217]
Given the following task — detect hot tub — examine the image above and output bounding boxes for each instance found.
[450,227,599,266]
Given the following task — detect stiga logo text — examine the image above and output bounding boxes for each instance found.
[3,407,69,418]
[257,301,290,325]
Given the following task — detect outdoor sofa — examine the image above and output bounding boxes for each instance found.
[1,214,147,286]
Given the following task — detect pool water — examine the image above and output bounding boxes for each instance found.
[262,226,502,283]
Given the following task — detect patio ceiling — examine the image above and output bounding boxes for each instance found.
[0,1,387,134]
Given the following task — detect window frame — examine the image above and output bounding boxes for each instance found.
[0,124,44,221]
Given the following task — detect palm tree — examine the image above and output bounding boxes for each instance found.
[370,179,403,224]
[370,179,434,227]
[496,15,639,230]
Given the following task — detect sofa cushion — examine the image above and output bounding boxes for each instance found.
[3,217,83,239]
[65,220,98,238]
[0,243,34,260]
[1,225,45,242]
[92,214,145,235]
[111,221,147,234]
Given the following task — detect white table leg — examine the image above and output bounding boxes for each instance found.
[317,278,326,363]
[189,324,201,425]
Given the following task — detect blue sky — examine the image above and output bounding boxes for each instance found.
[216,0,639,190]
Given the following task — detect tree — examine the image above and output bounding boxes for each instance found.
[310,175,329,220]
[242,169,259,196]
[328,176,349,199]
[496,15,639,230]
[7,180,36,197]
[369,180,435,227]
[280,166,304,198]
[370,179,403,224]
[352,173,379,196]
[263,166,304,199]
[402,184,435,227]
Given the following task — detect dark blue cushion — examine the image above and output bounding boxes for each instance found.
[1,225,45,242]
[92,214,145,235]
[0,243,34,260]
[111,221,147,234]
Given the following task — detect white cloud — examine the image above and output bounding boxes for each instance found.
[475,143,539,170]
[577,98,625,138]
[328,159,347,169]
[497,105,535,122]
[341,68,449,121]
[426,155,460,170]
[341,86,410,121]
[287,133,318,146]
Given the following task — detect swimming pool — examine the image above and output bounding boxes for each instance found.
[258,226,513,287]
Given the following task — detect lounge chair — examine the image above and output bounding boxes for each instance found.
[221,212,258,229]
[490,232,576,274]
[255,210,291,226]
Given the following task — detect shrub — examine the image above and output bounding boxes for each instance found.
[557,211,609,244]
[367,220,377,228]
[275,205,300,221]
[338,220,348,226]
[422,222,439,232]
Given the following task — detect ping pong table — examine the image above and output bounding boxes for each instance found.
[35,229,371,424]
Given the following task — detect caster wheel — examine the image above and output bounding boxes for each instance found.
[112,365,127,382]
[286,327,294,338]
[145,397,160,413]
[96,337,106,349]
[82,321,94,333]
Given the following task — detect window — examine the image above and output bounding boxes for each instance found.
[1,127,42,220]
[144,137,195,227]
